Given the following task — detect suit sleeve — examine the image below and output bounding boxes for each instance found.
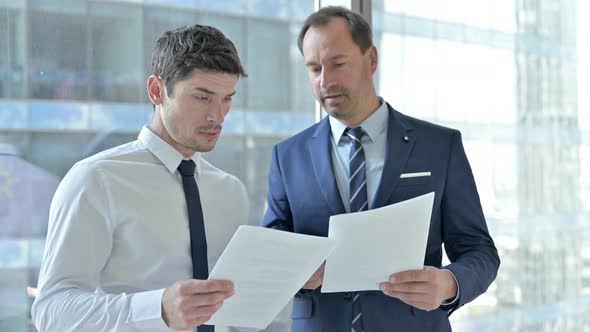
[262,145,293,232]
[441,130,500,311]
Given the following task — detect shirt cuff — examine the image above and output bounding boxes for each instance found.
[129,288,171,331]
[440,269,460,306]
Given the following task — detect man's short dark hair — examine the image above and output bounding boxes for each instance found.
[151,24,247,96]
[297,6,373,55]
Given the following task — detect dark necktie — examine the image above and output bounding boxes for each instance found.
[177,160,213,332]
[345,127,367,332]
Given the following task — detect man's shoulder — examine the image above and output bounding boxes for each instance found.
[53,142,146,202]
[199,158,246,190]
[67,140,148,178]
[77,140,146,166]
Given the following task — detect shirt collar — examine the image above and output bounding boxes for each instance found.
[329,96,389,144]
[138,126,202,176]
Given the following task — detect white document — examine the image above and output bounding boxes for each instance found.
[322,192,435,293]
[205,225,336,329]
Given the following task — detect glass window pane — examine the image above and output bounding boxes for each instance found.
[0,2,26,99]
[246,19,291,110]
[89,3,143,103]
[374,0,587,330]
[30,9,88,100]
[0,101,27,128]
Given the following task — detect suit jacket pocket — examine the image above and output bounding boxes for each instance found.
[398,175,431,186]
[292,297,313,319]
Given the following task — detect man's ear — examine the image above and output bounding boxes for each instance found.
[147,75,165,106]
[368,45,378,74]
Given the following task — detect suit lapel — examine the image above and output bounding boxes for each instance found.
[373,104,415,208]
[308,118,346,216]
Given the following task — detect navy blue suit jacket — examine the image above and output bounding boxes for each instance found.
[263,104,500,332]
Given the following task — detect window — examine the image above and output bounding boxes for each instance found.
[374,0,589,330]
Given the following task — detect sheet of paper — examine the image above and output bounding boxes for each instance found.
[322,192,435,293]
[205,225,336,329]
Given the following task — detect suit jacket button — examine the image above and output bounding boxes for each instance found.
[344,292,352,299]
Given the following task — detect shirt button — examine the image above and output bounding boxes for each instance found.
[344,292,352,299]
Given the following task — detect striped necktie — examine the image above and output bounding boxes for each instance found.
[345,126,367,332]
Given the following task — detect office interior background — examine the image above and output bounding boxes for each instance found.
[0,0,588,331]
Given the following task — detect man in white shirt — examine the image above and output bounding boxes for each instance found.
[32,25,249,332]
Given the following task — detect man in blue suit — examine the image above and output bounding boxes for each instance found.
[262,6,500,332]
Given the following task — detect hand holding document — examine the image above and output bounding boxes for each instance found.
[322,192,435,293]
[205,225,336,329]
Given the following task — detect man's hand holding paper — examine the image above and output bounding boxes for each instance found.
[379,266,458,311]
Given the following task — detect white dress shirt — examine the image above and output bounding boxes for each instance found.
[32,126,249,332]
